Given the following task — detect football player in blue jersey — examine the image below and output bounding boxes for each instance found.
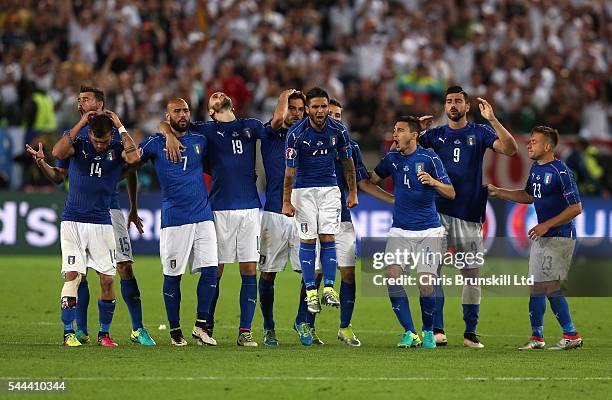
[27,86,155,346]
[282,87,358,324]
[295,98,394,347]
[160,92,265,346]
[488,126,583,350]
[370,116,455,349]
[139,99,219,346]
[418,86,518,348]
[258,89,307,346]
[51,111,140,347]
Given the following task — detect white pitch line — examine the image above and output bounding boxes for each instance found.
[0,376,610,382]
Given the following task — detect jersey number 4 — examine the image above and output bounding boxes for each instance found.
[90,162,102,177]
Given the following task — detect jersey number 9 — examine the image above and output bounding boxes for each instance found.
[453,148,460,162]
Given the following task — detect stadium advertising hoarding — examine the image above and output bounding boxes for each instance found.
[0,192,610,257]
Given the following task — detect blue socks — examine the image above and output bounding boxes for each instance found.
[420,295,436,332]
[296,279,309,325]
[61,296,77,335]
[120,278,143,331]
[258,276,275,330]
[76,280,90,334]
[529,295,546,338]
[320,241,337,287]
[340,279,356,329]
[548,291,576,335]
[197,267,218,323]
[299,242,317,290]
[388,284,416,334]
[463,304,479,334]
[205,276,221,327]
[98,299,116,336]
[239,274,257,330]
[163,275,182,330]
[433,283,444,331]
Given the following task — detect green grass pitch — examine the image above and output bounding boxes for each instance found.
[1,255,610,399]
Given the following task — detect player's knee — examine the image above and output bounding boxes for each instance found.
[239,262,257,276]
[385,265,402,279]
[117,261,134,280]
[260,271,276,282]
[218,264,225,277]
[301,238,316,245]
[419,284,434,297]
[461,268,479,279]
[462,285,481,304]
[99,274,114,294]
[340,267,355,284]
[61,273,82,304]
[319,234,334,243]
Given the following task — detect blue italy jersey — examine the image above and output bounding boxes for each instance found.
[525,159,580,238]
[260,120,288,214]
[139,132,213,228]
[419,122,498,223]
[285,117,352,188]
[57,126,122,210]
[61,135,126,224]
[374,147,451,231]
[191,119,263,211]
[335,139,369,222]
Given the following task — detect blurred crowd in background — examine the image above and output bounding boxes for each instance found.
[0,0,610,194]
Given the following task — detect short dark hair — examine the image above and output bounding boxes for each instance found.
[531,125,559,148]
[288,91,306,106]
[395,115,421,134]
[80,85,105,102]
[445,85,468,101]
[329,98,342,108]
[305,87,329,105]
[89,114,114,138]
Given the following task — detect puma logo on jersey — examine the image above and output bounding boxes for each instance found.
[217,131,224,137]
[438,137,446,143]
[392,163,398,169]
[303,140,311,146]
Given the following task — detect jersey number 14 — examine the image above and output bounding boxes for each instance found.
[90,162,102,177]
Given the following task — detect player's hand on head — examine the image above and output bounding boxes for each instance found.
[80,110,98,125]
[103,109,122,128]
[528,222,549,240]
[282,202,295,217]
[477,97,496,121]
[281,89,296,98]
[165,134,185,163]
[128,208,144,234]
[418,115,434,131]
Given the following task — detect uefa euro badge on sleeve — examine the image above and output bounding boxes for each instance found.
[194,144,201,155]
[242,128,252,139]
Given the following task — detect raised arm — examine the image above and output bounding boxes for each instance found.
[105,110,140,165]
[271,89,295,130]
[26,142,67,185]
[52,111,96,159]
[282,166,296,217]
[478,97,518,157]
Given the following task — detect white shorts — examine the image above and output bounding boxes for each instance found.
[385,226,445,275]
[213,208,260,264]
[292,186,341,240]
[61,221,117,277]
[110,209,133,263]
[160,220,218,276]
[439,213,484,269]
[258,211,300,273]
[529,237,575,283]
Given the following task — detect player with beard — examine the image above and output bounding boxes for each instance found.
[28,86,155,346]
[139,99,219,346]
[418,86,518,348]
[160,92,265,346]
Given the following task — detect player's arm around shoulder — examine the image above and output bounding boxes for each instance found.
[158,120,186,163]
[477,97,518,157]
